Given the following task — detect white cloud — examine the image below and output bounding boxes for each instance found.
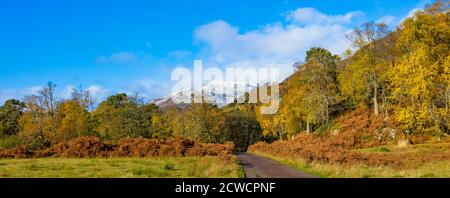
[0,89,20,104]
[86,85,110,101]
[286,7,364,25]
[376,15,400,28]
[95,51,137,64]
[61,85,76,99]
[122,78,168,99]
[0,84,111,105]
[0,86,42,104]
[196,21,352,63]
[23,86,42,96]
[60,84,110,102]
[376,7,424,29]
[403,8,423,21]
[194,8,361,82]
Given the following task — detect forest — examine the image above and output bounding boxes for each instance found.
[0,82,263,152]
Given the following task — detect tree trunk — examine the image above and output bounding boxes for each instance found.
[373,84,379,116]
[381,87,389,118]
[306,121,310,135]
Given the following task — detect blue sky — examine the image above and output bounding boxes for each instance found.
[0,0,430,103]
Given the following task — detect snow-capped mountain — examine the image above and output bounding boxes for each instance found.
[149,80,256,109]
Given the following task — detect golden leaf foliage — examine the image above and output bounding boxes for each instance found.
[391,3,449,134]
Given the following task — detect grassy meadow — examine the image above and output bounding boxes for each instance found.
[0,157,244,178]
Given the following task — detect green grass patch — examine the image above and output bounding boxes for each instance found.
[0,157,242,178]
[354,142,450,154]
[355,146,391,153]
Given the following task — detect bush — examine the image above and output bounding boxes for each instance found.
[113,137,161,157]
[0,145,33,158]
[0,135,22,149]
[23,135,50,151]
[59,136,113,158]
[0,136,235,159]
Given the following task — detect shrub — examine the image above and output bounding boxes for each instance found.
[0,136,235,159]
[0,135,22,149]
[0,145,33,158]
[23,135,50,151]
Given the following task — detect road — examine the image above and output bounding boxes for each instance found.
[237,153,318,178]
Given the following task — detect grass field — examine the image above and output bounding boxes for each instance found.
[0,157,244,178]
[252,151,450,178]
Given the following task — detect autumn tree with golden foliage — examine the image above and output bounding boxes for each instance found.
[339,22,390,116]
[55,101,89,141]
[391,2,450,134]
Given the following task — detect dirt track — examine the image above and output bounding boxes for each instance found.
[237,153,318,178]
